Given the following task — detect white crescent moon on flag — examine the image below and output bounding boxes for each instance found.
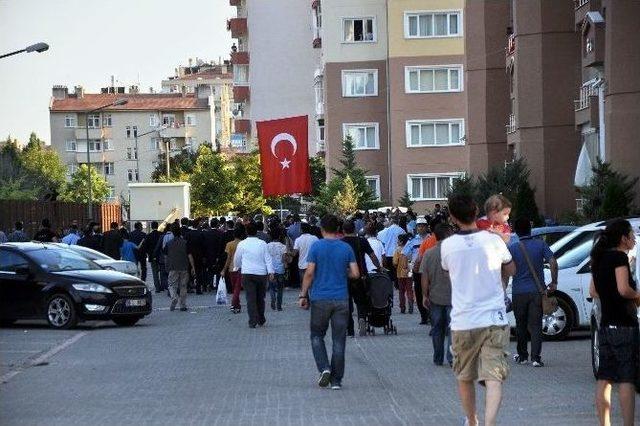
[270,133,298,158]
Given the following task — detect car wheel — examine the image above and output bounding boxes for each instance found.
[112,316,141,327]
[541,296,574,341]
[591,319,599,379]
[47,294,78,329]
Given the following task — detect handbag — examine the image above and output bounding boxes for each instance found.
[216,277,228,305]
[518,241,558,315]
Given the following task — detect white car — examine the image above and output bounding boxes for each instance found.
[507,217,640,340]
[52,243,139,277]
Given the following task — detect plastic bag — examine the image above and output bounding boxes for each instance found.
[216,278,228,305]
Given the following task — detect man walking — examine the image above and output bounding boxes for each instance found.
[292,222,319,286]
[130,222,148,282]
[143,222,163,292]
[8,222,29,242]
[234,222,274,328]
[299,215,359,390]
[509,217,558,367]
[421,223,454,366]
[102,222,123,260]
[441,195,515,426]
[165,224,196,312]
[378,217,405,288]
[61,224,81,245]
[404,217,430,324]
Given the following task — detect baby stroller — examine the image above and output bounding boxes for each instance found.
[363,271,397,335]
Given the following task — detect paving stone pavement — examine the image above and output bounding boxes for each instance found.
[1,284,639,425]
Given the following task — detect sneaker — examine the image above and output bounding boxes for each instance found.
[532,359,545,367]
[513,354,528,365]
[331,382,342,390]
[318,370,331,388]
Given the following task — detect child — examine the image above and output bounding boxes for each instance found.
[477,194,512,243]
[393,233,415,314]
[267,227,287,311]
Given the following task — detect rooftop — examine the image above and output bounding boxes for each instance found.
[50,93,210,112]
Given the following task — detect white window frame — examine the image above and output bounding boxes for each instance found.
[185,114,197,126]
[404,10,463,39]
[88,140,102,152]
[65,140,77,152]
[365,175,381,201]
[127,168,139,182]
[149,138,161,150]
[342,69,378,97]
[405,65,463,93]
[103,139,113,151]
[149,114,158,127]
[162,114,176,127]
[407,173,464,201]
[102,114,112,127]
[342,17,377,43]
[64,115,76,128]
[342,122,380,150]
[87,114,101,129]
[104,162,114,175]
[107,186,116,201]
[405,119,465,147]
[233,65,249,86]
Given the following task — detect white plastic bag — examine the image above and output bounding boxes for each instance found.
[216,278,228,305]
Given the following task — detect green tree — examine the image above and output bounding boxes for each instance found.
[397,190,414,209]
[581,160,637,221]
[152,148,199,182]
[189,145,236,216]
[230,152,272,215]
[332,175,360,216]
[309,155,327,197]
[59,164,110,203]
[446,175,476,199]
[21,132,66,197]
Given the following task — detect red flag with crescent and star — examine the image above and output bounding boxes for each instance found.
[256,115,312,197]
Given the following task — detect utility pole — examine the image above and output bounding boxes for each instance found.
[165,139,171,179]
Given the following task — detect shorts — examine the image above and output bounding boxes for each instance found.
[596,326,639,383]
[451,325,510,383]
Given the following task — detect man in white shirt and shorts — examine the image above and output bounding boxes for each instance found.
[441,195,516,426]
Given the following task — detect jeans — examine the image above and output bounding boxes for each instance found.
[310,300,349,384]
[269,274,285,309]
[243,274,267,327]
[159,262,169,293]
[513,292,543,361]
[430,304,453,365]
[150,260,161,291]
[137,257,148,282]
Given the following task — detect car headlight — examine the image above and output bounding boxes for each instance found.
[72,283,113,293]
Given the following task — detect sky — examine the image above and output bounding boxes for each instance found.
[0,0,234,145]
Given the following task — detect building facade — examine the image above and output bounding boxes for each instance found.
[50,85,214,204]
[228,0,321,154]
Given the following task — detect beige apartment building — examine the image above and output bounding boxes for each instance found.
[49,85,214,204]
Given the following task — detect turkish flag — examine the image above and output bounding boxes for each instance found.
[257,115,312,197]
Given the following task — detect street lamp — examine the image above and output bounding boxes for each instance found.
[85,98,128,219]
[0,42,49,59]
[134,126,167,183]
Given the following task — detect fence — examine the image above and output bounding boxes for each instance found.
[0,200,121,238]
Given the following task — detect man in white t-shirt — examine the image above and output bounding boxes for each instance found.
[365,224,385,273]
[293,222,319,284]
[441,195,515,426]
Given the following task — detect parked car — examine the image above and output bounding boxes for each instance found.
[507,218,639,340]
[52,243,138,277]
[0,242,152,329]
[530,225,578,245]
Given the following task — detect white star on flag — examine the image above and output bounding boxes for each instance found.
[280,158,291,169]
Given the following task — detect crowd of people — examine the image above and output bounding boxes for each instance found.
[1,195,638,425]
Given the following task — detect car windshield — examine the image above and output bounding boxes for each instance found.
[69,246,110,261]
[555,238,594,270]
[550,230,599,259]
[29,248,102,272]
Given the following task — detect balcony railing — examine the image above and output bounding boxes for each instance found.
[575,0,589,9]
[227,18,247,38]
[506,113,517,134]
[316,140,326,152]
[574,83,597,111]
[506,34,516,56]
[231,51,249,65]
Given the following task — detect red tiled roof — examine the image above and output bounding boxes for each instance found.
[50,93,209,112]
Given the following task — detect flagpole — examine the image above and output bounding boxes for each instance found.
[280,199,284,221]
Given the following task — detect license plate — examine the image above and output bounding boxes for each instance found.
[125,299,146,307]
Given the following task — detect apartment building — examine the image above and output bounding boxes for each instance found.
[228,0,320,154]
[161,59,234,150]
[49,85,214,204]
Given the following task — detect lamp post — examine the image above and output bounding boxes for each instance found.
[85,99,128,219]
[134,126,166,182]
[0,42,49,59]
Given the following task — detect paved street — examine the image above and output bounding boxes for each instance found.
[1,283,639,426]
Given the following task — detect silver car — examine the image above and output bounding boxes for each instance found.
[52,243,139,277]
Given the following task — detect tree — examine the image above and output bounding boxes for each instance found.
[189,145,236,216]
[309,155,326,197]
[59,164,110,203]
[332,175,360,216]
[581,160,637,221]
[397,190,414,209]
[21,132,66,198]
[230,152,271,215]
[151,148,198,182]
[446,175,476,200]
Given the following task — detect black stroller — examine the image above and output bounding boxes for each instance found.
[363,271,397,335]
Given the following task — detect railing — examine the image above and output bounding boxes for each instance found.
[506,34,516,55]
[574,83,597,111]
[575,0,589,9]
[506,113,516,134]
[316,141,326,152]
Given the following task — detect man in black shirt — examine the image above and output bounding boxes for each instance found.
[102,222,123,260]
[182,218,205,293]
[342,220,382,337]
[130,222,148,281]
[33,218,59,242]
[78,222,103,252]
[202,218,225,291]
[142,221,163,292]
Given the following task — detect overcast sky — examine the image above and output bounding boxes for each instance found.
[0,0,234,144]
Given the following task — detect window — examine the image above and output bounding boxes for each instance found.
[65,140,77,152]
[407,173,462,201]
[102,114,112,127]
[64,115,76,128]
[88,140,101,152]
[127,169,139,182]
[126,147,138,160]
[133,125,138,138]
[365,176,381,200]
[233,65,249,85]
[104,162,114,175]
[149,138,161,150]
[149,114,158,127]
[86,114,100,128]
[343,17,375,42]
[406,66,462,93]
[342,70,378,97]
[406,120,464,147]
[186,137,197,148]
[343,123,379,150]
[405,11,461,38]
[125,126,131,138]
[67,164,78,176]
[107,187,116,201]
[0,250,29,272]
[103,139,113,151]
[185,114,197,126]
[169,138,177,150]
[162,115,176,127]
[318,120,325,143]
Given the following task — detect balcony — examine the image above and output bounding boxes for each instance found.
[75,127,105,140]
[575,0,601,28]
[234,119,251,135]
[160,125,187,139]
[506,113,517,134]
[76,151,105,164]
[582,21,605,68]
[312,0,320,9]
[231,50,249,65]
[227,18,247,38]
[313,37,322,48]
[233,86,250,103]
[574,83,599,126]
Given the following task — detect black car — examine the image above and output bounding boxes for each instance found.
[0,243,152,329]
